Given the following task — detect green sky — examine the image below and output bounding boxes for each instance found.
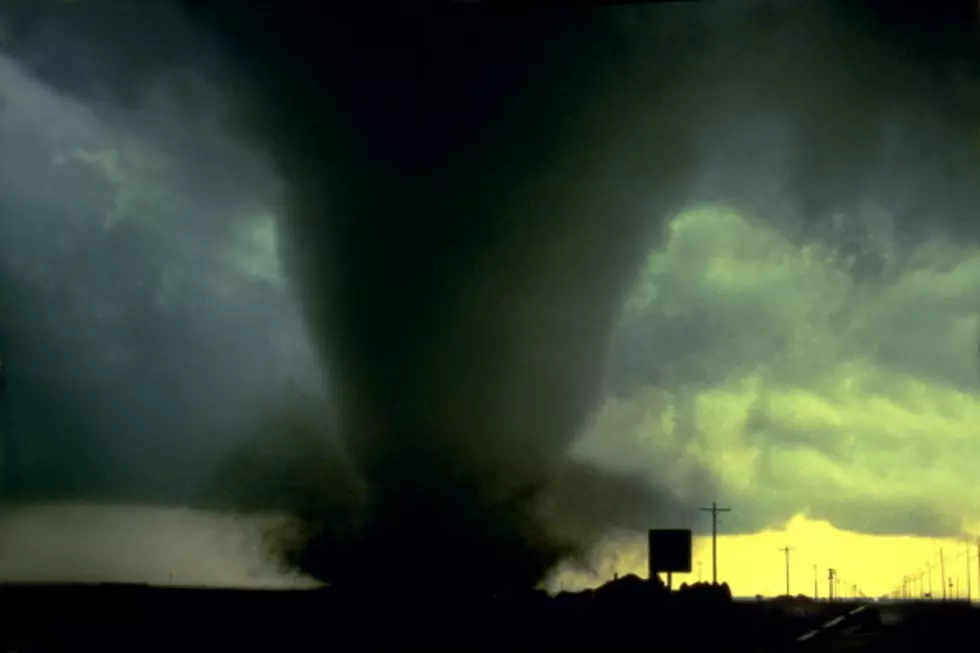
[576,204,980,540]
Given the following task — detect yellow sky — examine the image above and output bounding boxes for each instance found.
[701,514,980,599]
[552,513,980,600]
[563,205,980,601]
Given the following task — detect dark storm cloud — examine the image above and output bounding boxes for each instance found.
[0,0,278,235]
[3,0,980,590]
[0,42,311,505]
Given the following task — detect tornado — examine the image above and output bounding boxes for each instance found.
[184,2,703,592]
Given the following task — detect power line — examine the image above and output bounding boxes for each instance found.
[699,501,731,584]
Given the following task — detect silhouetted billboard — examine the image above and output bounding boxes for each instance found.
[648,528,692,575]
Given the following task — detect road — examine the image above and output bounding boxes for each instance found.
[788,599,979,652]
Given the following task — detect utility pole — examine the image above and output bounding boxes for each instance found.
[828,568,836,602]
[778,546,794,596]
[966,541,972,601]
[699,501,731,584]
[941,548,947,600]
[698,560,703,583]
[813,564,819,600]
[927,560,933,599]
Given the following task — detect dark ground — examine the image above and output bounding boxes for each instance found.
[1,576,974,652]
